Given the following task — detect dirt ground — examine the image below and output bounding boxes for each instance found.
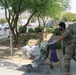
[0,33,62,68]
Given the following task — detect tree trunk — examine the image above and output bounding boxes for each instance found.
[37,16,41,27]
[13,32,19,47]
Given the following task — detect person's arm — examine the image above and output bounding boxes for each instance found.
[53,35,65,44]
[54,30,70,44]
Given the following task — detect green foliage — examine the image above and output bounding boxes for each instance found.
[49,26,53,28]
[29,34,37,39]
[45,0,70,18]
[53,28,61,35]
[19,26,27,33]
[34,26,43,32]
[0,19,7,24]
[20,33,42,43]
[62,12,76,21]
[19,35,29,45]
[20,35,28,41]
[55,42,61,49]
[0,0,70,45]
[28,28,34,33]
[47,28,55,33]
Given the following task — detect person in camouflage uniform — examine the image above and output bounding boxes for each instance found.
[54,22,76,75]
[44,22,76,75]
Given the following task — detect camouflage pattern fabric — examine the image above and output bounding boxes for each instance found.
[64,43,76,72]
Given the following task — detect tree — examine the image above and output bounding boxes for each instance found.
[34,0,70,26]
[62,12,76,21]
[0,0,70,46]
[0,0,25,46]
[0,0,36,46]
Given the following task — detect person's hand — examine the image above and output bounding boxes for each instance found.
[49,42,54,45]
[47,42,54,45]
[50,40,56,44]
[47,40,55,45]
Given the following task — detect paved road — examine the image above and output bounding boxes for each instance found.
[2,58,76,75]
[61,52,76,75]
[0,59,60,75]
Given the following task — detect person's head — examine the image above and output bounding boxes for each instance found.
[59,22,66,31]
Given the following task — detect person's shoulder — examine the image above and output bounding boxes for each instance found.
[65,29,70,33]
[62,29,70,35]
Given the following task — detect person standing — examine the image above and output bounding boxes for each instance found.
[44,22,76,75]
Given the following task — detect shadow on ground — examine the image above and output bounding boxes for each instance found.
[0,59,19,69]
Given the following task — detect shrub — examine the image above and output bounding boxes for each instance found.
[0,19,7,24]
[47,28,55,33]
[53,28,61,35]
[29,34,38,39]
[34,26,43,32]
[55,42,61,49]
[19,26,27,33]
[19,35,29,44]
[28,28,34,33]
[49,26,53,28]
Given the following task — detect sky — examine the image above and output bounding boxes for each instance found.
[69,0,76,13]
